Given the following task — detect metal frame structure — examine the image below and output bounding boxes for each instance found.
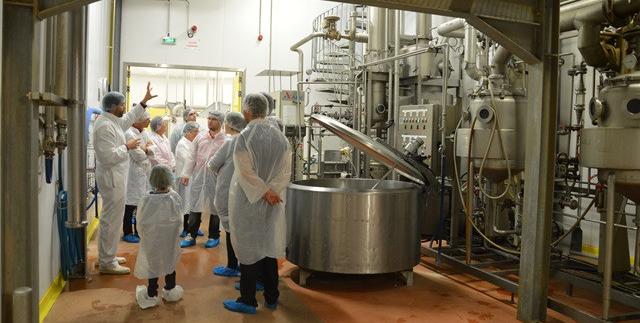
[333,0,559,321]
[121,62,246,112]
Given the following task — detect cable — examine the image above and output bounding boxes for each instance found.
[551,198,596,247]
[452,114,521,255]
[476,81,514,200]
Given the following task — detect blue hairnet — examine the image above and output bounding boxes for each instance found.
[260,92,275,116]
[102,92,125,113]
[149,165,174,189]
[182,121,199,135]
[242,93,268,117]
[224,112,247,132]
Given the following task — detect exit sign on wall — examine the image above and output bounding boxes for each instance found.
[162,36,176,45]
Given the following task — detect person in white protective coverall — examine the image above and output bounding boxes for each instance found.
[148,116,176,170]
[174,122,200,235]
[93,82,157,275]
[170,108,197,154]
[134,165,184,309]
[223,93,292,314]
[122,110,154,244]
[209,112,247,277]
[181,110,227,249]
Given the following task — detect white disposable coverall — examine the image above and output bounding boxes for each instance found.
[148,131,176,170]
[125,127,154,206]
[169,122,185,154]
[93,104,145,268]
[134,190,183,279]
[188,131,226,213]
[209,135,234,230]
[174,136,196,215]
[228,119,292,265]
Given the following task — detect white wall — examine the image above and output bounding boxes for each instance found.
[120,0,341,95]
[38,0,112,299]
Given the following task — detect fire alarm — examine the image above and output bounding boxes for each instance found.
[187,25,197,38]
[257,34,263,41]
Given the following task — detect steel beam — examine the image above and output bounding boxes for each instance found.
[517,1,559,322]
[1,2,40,322]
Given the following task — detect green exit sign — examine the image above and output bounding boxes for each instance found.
[162,36,176,45]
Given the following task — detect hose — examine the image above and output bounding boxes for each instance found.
[476,81,514,200]
[453,114,521,255]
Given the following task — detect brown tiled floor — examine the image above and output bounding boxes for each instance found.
[45,220,577,323]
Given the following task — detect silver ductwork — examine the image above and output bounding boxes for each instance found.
[560,0,640,33]
[66,6,88,228]
[464,23,482,81]
[436,18,465,39]
[491,45,511,76]
[367,6,386,64]
[54,13,70,149]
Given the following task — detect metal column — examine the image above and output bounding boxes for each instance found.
[1,3,40,322]
[517,0,560,322]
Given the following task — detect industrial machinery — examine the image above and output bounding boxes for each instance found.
[286,1,640,322]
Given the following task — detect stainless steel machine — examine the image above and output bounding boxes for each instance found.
[286,114,434,286]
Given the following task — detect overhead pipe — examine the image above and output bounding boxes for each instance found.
[44,18,57,183]
[66,6,88,229]
[436,18,465,39]
[559,0,640,33]
[491,45,512,76]
[54,13,70,151]
[464,24,482,81]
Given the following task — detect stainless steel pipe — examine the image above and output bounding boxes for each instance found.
[436,18,465,39]
[66,6,88,228]
[12,287,33,323]
[464,24,482,81]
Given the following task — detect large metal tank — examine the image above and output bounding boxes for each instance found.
[581,72,640,203]
[286,178,423,274]
[455,94,526,182]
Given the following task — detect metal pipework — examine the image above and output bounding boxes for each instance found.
[367,6,387,66]
[43,18,57,162]
[391,9,401,150]
[634,206,640,275]
[66,6,88,229]
[559,0,640,33]
[54,12,71,150]
[491,45,511,77]
[436,18,465,39]
[464,24,482,81]
[416,13,432,41]
[12,287,33,323]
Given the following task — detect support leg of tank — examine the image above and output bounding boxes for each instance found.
[400,270,414,286]
[299,268,312,287]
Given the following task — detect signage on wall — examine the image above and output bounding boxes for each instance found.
[185,38,200,50]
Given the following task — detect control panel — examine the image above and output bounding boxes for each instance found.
[398,104,440,167]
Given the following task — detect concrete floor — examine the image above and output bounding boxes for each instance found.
[45,223,576,323]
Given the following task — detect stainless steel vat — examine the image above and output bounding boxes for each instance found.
[286,178,424,274]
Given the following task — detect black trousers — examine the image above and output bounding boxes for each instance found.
[148,271,176,297]
[123,204,138,236]
[183,214,189,232]
[238,257,279,307]
[187,212,220,239]
[225,231,238,269]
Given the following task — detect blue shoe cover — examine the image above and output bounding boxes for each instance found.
[213,266,241,277]
[122,234,140,243]
[204,238,220,249]
[180,237,196,248]
[223,300,256,314]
